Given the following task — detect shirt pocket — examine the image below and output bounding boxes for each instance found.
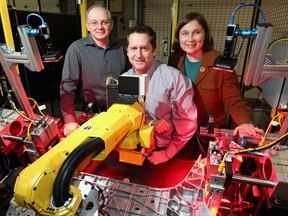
[199,83,221,104]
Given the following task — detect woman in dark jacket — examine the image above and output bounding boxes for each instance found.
[168,12,263,136]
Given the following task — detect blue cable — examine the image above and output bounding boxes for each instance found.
[26,13,46,25]
[228,3,265,25]
[26,13,47,36]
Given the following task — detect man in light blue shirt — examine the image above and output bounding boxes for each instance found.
[123,24,197,165]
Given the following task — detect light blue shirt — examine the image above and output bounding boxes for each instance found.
[123,60,197,159]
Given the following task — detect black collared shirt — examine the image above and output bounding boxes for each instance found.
[60,34,130,123]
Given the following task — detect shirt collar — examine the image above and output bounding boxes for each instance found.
[132,60,158,80]
[85,33,117,48]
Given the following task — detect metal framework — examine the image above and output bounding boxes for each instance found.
[243,23,288,137]
[0,25,44,119]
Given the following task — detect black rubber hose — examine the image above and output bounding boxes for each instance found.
[52,137,105,207]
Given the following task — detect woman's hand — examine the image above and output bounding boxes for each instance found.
[233,123,264,137]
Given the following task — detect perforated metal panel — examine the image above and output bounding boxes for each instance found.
[261,0,288,41]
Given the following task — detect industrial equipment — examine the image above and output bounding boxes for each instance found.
[25,13,62,62]
[205,13,288,206]
[214,3,264,72]
[6,124,288,216]
[210,5,288,214]
[0,22,62,160]
[200,126,288,215]
[0,14,62,212]
[2,3,288,216]
[10,98,154,215]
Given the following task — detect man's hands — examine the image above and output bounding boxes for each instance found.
[62,122,80,136]
[146,119,171,165]
[233,123,264,137]
[148,150,170,165]
[150,119,171,134]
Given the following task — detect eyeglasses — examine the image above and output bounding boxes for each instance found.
[87,20,110,27]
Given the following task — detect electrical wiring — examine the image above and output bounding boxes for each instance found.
[267,37,288,63]
[28,97,45,116]
[234,37,245,59]
[196,118,210,144]
[268,37,288,54]
[7,94,46,140]
[228,3,265,25]
[97,186,110,216]
[217,151,230,174]
[195,123,209,155]
[195,131,207,157]
[0,99,10,121]
[28,97,37,109]
[26,13,46,26]
[196,115,222,144]
[35,38,45,54]
[278,111,288,125]
[260,113,280,145]
[25,13,58,59]
[26,121,34,141]
[0,98,9,110]
[217,109,287,174]
[1,156,12,172]
[195,115,222,158]
[9,100,35,123]
[105,76,118,86]
[217,131,288,174]
[239,131,288,153]
[259,111,287,145]
[8,95,35,140]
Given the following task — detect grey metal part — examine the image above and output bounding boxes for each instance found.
[243,24,274,86]
[242,24,288,136]
[0,48,35,119]
[269,149,288,209]
[270,44,288,63]
[199,126,278,145]
[16,25,44,72]
[0,24,44,119]
[6,156,212,216]
[6,198,37,216]
[243,24,288,86]
[0,109,19,130]
[73,156,213,216]
[261,77,288,108]
[30,116,59,149]
[74,180,99,216]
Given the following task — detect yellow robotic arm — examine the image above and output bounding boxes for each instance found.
[13,101,154,215]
